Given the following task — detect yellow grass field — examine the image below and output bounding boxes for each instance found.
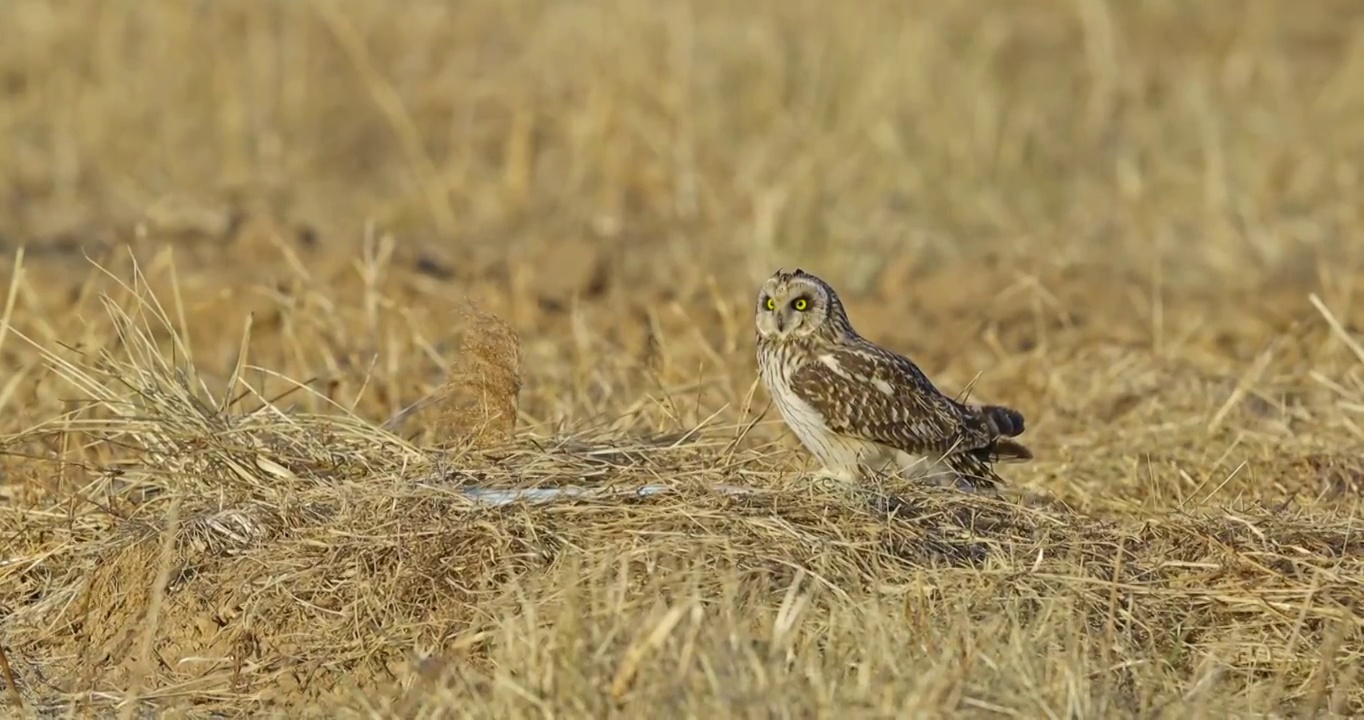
[3,0,1364,716]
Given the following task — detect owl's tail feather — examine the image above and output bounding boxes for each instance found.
[988,438,1033,462]
[978,404,1025,437]
[968,404,1031,462]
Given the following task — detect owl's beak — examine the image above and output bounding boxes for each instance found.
[773,313,788,333]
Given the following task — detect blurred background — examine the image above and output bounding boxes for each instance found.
[5,0,1360,279]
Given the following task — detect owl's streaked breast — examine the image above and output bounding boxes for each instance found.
[757,340,869,471]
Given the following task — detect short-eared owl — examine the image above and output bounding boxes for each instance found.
[755,268,1031,491]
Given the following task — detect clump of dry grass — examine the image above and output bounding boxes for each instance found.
[385,298,524,449]
[439,301,523,446]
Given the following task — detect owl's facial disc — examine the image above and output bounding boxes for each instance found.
[756,277,822,340]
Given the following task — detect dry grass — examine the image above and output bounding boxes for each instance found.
[3,0,1364,717]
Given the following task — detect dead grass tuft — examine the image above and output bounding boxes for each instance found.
[382,299,523,451]
[432,300,523,448]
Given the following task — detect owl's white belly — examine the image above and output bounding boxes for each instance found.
[759,350,938,483]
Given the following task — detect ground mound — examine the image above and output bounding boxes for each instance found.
[3,272,1361,717]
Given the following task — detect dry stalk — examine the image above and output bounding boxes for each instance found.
[0,642,21,712]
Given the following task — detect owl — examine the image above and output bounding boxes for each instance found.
[754,268,1032,492]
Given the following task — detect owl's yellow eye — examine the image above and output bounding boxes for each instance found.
[764,297,776,311]
[792,298,809,311]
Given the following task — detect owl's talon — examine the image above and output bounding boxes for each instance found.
[812,467,853,483]
[806,471,865,504]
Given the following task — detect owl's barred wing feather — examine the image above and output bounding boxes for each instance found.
[788,344,1031,463]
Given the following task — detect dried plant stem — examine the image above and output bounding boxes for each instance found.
[0,642,21,711]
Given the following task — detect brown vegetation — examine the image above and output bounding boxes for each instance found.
[3,0,1364,716]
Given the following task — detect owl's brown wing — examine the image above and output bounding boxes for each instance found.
[788,343,1030,462]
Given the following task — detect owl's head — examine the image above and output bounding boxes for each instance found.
[754,268,851,342]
